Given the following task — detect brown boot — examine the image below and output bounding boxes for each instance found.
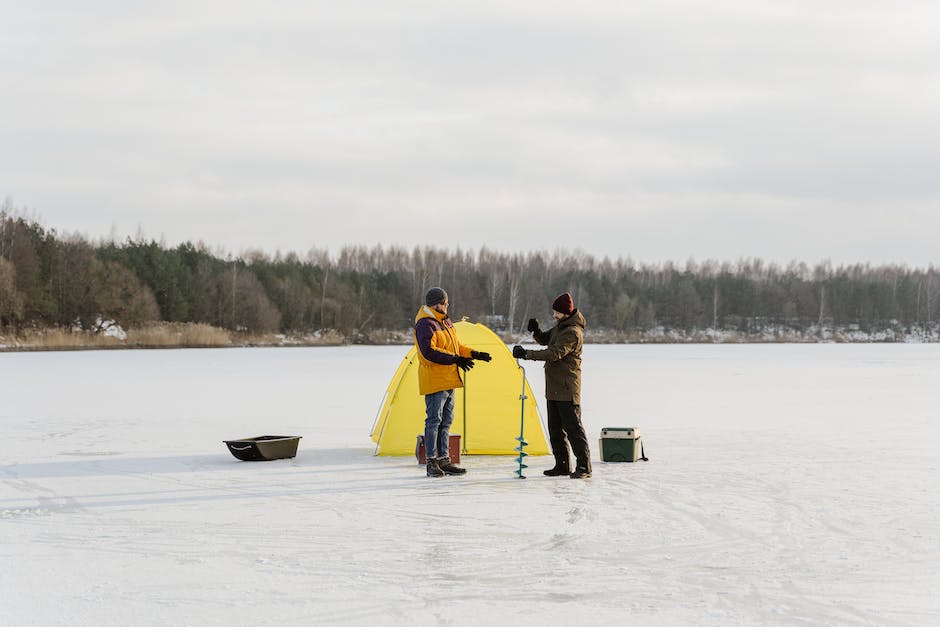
[543,463,570,477]
[569,465,592,479]
[426,458,444,478]
[438,457,466,476]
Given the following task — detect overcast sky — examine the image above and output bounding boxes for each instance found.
[2,1,939,266]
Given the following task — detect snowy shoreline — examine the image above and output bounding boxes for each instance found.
[3,325,939,353]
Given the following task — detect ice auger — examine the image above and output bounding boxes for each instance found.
[514,360,529,479]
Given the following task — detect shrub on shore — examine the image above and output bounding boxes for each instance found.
[1,323,232,350]
[128,323,232,348]
[1,323,353,351]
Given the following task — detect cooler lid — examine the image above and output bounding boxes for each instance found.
[601,427,640,439]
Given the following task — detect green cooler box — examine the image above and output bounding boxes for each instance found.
[599,427,641,462]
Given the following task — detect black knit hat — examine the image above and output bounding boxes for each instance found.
[425,287,448,306]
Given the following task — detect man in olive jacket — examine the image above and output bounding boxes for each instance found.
[512,292,592,479]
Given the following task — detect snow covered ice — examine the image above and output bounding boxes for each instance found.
[1,344,938,626]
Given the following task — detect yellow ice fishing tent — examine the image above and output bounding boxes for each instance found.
[370,320,549,456]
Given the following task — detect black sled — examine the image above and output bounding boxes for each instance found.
[223,435,301,461]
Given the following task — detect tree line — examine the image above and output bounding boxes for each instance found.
[1,207,938,341]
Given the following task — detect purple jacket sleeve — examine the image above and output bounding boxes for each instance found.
[415,318,457,365]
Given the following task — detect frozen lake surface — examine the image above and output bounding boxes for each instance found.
[2,344,938,625]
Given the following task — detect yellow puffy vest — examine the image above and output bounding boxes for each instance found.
[413,306,472,395]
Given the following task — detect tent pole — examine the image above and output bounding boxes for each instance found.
[462,371,468,454]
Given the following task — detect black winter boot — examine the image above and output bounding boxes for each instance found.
[438,457,466,476]
[543,463,570,477]
[569,465,592,479]
[426,458,444,478]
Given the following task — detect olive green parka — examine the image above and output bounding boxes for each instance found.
[524,309,585,404]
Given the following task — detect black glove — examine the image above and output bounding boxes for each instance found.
[471,350,492,362]
[454,356,475,371]
[527,318,540,333]
[512,345,527,359]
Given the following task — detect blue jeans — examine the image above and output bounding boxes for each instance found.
[424,389,455,460]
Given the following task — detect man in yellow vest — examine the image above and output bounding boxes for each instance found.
[414,287,492,477]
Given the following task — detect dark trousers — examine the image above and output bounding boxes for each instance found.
[546,400,591,471]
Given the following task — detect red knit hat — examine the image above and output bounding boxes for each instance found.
[552,292,574,315]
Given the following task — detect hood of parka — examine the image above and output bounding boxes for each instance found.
[558,309,585,332]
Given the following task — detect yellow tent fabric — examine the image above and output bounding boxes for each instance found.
[370,320,549,456]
